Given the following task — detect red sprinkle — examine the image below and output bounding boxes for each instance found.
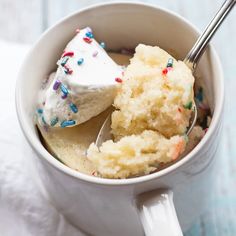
[64,64,73,74]
[115,77,123,83]
[83,37,92,44]
[162,68,168,75]
[92,171,96,176]
[75,28,80,33]
[61,94,67,99]
[62,51,74,58]
[204,128,208,133]
[178,107,182,112]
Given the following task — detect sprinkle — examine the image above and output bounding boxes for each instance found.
[42,116,47,125]
[50,117,59,126]
[60,84,68,95]
[183,101,193,110]
[37,108,43,114]
[162,58,174,75]
[172,139,185,160]
[178,107,182,113]
[61,120,76,128]
[167,58,174,68]
[53,80,61,90]
[61,94,68,99]
[115,77,123,83]
[77,58,84,65]
[62,51,74,58]
[69,103,78,113]
[83,37,92,44]
[196,87,203,102]
[100,42,106,49]
[86,27,92,33]
[61,57,69,66]
[204,128,208,133]
[92,51,98,57]
[92,171,96,176]
[198,102,209,110]
[121,48,135,55]
[162,68,168,75]
[85,31,94,38]
[64,64,73,74]
[75,28,80,33]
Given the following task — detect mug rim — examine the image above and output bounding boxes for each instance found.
[15,1,224,186]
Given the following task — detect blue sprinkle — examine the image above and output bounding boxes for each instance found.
[85,31,94,38]
[50,117,59,126]
[61,57,69,66]
[42,116,47,124]
[167,58,174,68]
[100,42,106,49]
[60,84,68,95]
[196,87,203,102]
[70,103,78,113]
[61,120,76,128]
[77,58,84,65]
[37,108,43,114]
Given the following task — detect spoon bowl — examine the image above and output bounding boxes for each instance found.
[95,101,197,146]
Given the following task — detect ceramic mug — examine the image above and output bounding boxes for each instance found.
[16,2,224,236]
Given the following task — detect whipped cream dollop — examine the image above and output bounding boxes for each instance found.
[37,27,123,128]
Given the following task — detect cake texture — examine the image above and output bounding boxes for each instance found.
[87,130,186,179]
[112,44,195,140]
[87,44,195,178]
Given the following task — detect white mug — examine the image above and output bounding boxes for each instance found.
[16,2,224,236]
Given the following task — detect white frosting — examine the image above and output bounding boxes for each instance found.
[38,28,122,128]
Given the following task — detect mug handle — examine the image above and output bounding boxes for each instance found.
[136,189,183,236]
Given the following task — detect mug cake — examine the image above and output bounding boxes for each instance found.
[36,27,210,179]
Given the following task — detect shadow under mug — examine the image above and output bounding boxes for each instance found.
[16,2,224,236]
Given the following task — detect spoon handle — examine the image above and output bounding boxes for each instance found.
[184,0,235,71]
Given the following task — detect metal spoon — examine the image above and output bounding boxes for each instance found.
[96,0,235,147]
